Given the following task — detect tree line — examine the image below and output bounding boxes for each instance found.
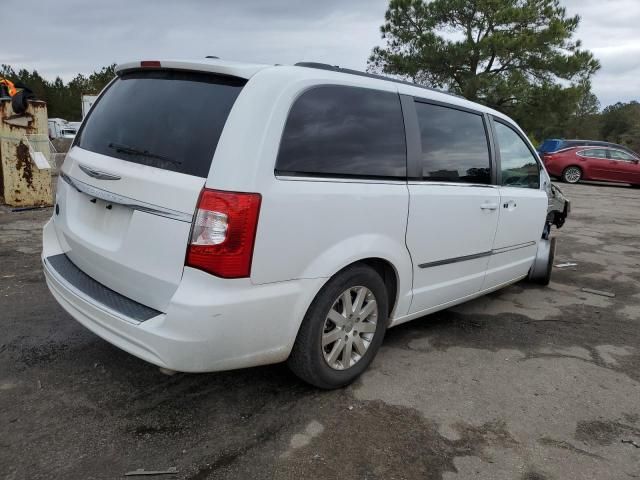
[0,63,116,122]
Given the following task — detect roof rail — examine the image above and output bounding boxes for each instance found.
[294,62,463,99]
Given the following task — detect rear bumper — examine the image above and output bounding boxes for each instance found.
[42,219,325,372]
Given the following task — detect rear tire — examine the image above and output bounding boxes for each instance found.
[288,264,388,389]
[562,166,582,184]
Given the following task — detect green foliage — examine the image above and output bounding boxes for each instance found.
[599,101,640,153]
[369,0,600,139]
[0,64,116,121]
[563,82,601,140]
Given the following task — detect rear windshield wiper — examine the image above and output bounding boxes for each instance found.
[108,142,182,166]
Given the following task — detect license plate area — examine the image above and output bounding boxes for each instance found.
[66,188,133,251]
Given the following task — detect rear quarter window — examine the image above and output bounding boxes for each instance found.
[76,70,246,177]
[275,85,407,179]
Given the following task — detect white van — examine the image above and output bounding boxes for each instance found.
[48,118,77,139]
[42,59,568,388]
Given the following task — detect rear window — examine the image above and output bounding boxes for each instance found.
[76,70,246,177]
[275,85,406,179]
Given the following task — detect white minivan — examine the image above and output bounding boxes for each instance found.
[42,58,568,388]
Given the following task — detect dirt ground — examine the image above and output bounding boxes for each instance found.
[1,182,639,480]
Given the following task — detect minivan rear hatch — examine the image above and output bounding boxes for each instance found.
[53,68,246,312]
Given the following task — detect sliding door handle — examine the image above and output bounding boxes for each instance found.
[480,202,498,210]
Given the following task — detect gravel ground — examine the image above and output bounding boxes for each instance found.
[1,182,639,480]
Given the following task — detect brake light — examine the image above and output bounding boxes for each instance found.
[186,189,261,278]
[140,60,161,68]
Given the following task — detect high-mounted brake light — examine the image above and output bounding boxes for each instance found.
[186,189,262,279]
[140,61,162,68]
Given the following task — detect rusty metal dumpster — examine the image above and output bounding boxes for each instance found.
[0,97,53,207]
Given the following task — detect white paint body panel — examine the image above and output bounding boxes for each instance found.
[251,178,411,307]
[53,148,204,311]
[483,187,549,287]
[43,218,325,371]
[406,184,500,312]
[42,58,550,373]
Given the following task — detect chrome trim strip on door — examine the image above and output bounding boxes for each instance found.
[418,241,537,269]
[407,181,497,188]
[418,250,492,269]
[275,175,407,185]
[491,241,537,255]
[60,172,193,223]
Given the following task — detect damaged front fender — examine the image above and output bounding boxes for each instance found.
[547,183,570,229]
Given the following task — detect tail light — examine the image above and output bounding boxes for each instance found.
[186,189,261,278]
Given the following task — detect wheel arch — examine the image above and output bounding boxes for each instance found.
[297,233,412,317]
[342,257,400,319]
[302,255,405,330]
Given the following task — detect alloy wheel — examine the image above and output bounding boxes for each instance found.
[322,286,378,370]
[563,167,581,183]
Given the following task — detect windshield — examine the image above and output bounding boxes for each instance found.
[76,69,246,177]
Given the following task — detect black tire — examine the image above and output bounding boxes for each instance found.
[534,240,555,286]
[287,264,389,389]
[528,237,556,286]
[561,166,582,184]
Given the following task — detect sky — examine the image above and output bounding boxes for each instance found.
[2,0,639,108]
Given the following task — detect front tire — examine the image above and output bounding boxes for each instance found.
[562,166,582,184]
[287,265,388,389]
[528,236,556,286]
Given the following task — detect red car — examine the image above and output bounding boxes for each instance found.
[542,146,640,187]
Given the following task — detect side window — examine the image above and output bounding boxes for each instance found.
[275,86,406,178]
[609,150,636,161]
[494,122,540,189]
[414,102,490,184]
[581,149,607,159]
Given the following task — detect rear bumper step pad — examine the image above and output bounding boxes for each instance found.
[46,254,162,322]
